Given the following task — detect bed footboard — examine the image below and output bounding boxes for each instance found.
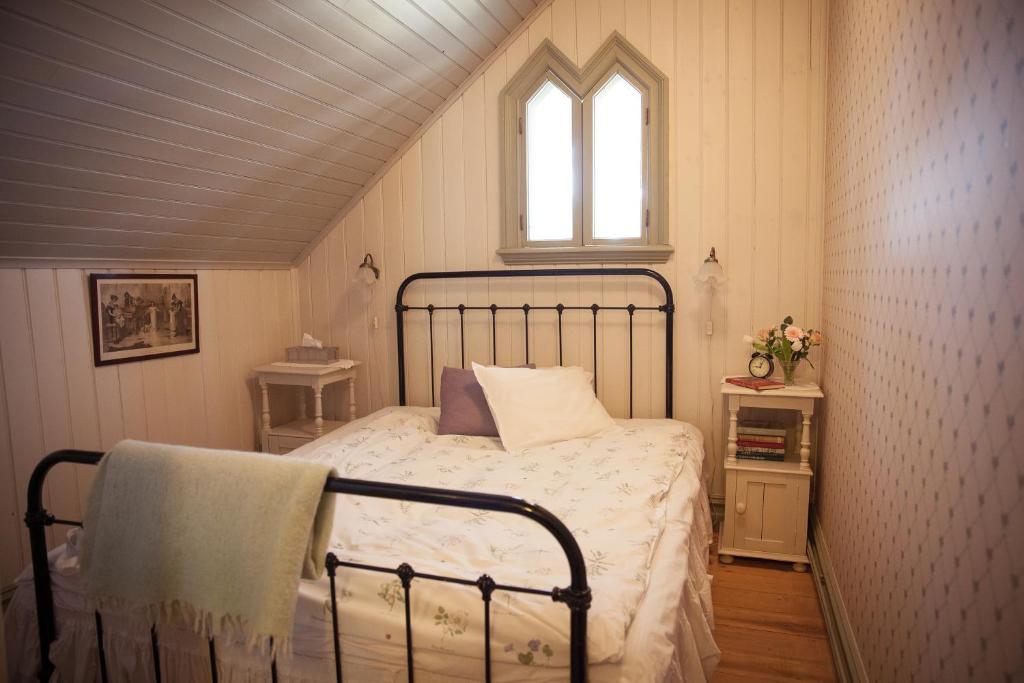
[25,449,591,683]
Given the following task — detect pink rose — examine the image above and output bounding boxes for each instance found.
[757,328,771,342]
[810,330,822,345]
[785,326,804,343]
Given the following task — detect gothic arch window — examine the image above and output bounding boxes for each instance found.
[499,33,671,264]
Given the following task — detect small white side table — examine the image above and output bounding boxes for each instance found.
[253,362,361,454]
[718,378,824,571]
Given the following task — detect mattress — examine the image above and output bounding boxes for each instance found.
[5,407,719,682]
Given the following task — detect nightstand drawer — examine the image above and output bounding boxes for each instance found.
[267,434,311,455]
[730,470,808,556]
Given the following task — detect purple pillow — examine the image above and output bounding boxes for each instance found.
[436,365,533,437]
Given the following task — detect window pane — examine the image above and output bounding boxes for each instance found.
[526,81,574,241]
[592,74,643,239]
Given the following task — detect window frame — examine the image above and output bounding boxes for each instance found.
[519,73,582,249]
[499,33,671,265]
[582,66,650,248]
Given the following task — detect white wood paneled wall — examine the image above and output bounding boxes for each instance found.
[296,0,829,504]
[0,268,297,591]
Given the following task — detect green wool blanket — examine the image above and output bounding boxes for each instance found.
[80,440,335,654]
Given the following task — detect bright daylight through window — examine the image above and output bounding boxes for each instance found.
[591,74,643,240]
[526,81,575,242]
[500,35,669,264]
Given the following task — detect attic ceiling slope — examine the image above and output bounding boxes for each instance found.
[0,0,540,267]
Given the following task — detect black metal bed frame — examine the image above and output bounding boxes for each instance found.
[396,268,675,417]
[26,268,675,683]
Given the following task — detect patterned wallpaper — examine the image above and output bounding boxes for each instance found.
[818,0,1022,681]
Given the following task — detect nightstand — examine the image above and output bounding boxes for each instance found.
[254,361,361,455]
[718,378,823,571]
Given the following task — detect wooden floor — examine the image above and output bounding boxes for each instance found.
[709,537,837,682]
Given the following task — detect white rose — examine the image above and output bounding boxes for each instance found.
[742,335,755,344]
[791,339,803,352]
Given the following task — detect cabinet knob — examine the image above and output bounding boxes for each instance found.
[736,501,746,515]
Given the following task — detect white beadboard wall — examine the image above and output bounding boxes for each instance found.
[0,267,297,590]
[295,0,829,503]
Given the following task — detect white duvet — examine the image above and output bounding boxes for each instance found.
[6,406,710,682]
[288,407,704,674]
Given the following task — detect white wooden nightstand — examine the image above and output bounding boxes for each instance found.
[254,361,361,455]
[718,378,823,571]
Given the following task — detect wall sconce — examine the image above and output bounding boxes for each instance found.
[694,247,725,335]
[355,253,380,286]
[694,247,726,288]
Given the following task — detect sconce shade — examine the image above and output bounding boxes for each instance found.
[694,247,726,287]
[355,253,380,286]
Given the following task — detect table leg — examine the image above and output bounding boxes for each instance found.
[726,396,739,466]
[259,380,270,451]
[313,388,323,439]
[348,377,357,422]
[260,381,270,430]
[800,410,812,471]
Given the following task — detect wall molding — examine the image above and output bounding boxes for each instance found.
[808,514,869,683]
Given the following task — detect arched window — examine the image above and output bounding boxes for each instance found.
[499,33,670,264]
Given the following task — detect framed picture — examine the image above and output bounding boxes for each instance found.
[88,273,200,366]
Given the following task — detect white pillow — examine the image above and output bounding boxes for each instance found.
[471,363,616,452]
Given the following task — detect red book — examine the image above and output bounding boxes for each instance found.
[725,377,785,391]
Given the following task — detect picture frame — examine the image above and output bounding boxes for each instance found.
[88,273,200,366]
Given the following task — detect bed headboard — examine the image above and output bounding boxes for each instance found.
[395,268,675,418]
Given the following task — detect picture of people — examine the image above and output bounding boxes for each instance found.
[89,274,199,366]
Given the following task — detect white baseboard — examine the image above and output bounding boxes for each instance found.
[808,514,869,682]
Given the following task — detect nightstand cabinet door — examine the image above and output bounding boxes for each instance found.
[730,471,809,556]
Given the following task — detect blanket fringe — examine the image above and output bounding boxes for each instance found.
[87,595,291,657]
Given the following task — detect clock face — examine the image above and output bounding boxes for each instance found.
[748,354,773,378]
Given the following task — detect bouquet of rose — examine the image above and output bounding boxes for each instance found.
[743,316,822,383]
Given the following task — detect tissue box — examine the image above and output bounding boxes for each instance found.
[285,346,340,364]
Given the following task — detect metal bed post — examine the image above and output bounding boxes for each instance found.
[25,449,102,682]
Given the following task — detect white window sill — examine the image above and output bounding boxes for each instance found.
[496,244,674,265]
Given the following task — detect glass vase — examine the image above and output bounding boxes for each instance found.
[779,358,800,385]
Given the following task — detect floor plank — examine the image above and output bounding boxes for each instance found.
[710,534,837,682]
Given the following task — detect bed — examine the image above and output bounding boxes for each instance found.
[6,268,720,682]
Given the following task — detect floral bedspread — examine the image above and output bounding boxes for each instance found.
[287,407,704,671]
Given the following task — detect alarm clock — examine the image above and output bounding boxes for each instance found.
[748,352,774,379]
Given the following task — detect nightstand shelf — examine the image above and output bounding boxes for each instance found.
[718,378,823,572]
[254,361,361,455]
[726,457,808,475]
[265,418,347,455]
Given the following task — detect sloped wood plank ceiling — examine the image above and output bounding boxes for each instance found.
[0,0,541,266]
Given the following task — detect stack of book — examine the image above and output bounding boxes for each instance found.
[736,425,787,461]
